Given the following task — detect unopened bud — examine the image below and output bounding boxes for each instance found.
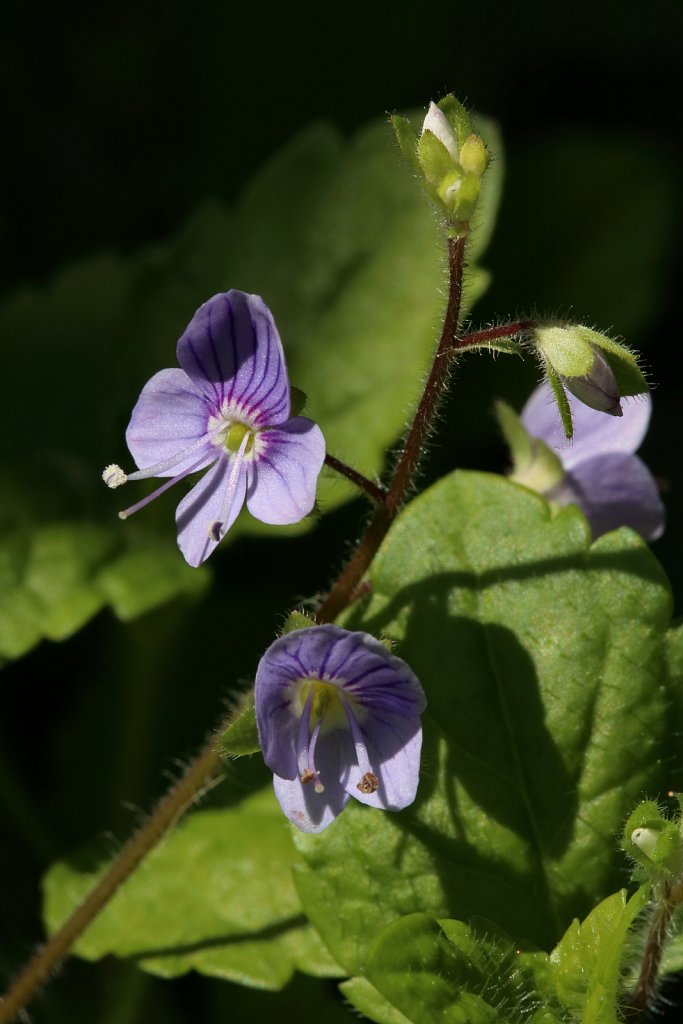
[631,827,659,860]
[459,134,488,176]
[564,346,622,417]
[421,101,459,162]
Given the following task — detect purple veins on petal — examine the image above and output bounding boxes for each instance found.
[519,382,665,541]
[254,625,426,833]
[102,290,326,566]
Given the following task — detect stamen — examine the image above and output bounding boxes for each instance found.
[103,464,128,489]
[357,772,379,794]
[208,432,250,541]
[118,453,212,520]
[296,690,314,780]
[126,432,215,482]
[343,704,376,788]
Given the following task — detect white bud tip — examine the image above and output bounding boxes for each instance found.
[422,101,459,162]
[103,464,127,489]
[631,827,659,858]
[314,782,325,794]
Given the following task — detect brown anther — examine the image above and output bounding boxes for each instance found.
[357,772,378,794]
[300,769,316,785]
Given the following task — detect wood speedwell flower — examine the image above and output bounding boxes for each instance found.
[255,625,427,833]
[102,290,325,566]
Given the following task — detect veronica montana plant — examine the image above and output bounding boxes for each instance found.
[103,290,325,566]
[255,625,427,833]
[517,382,665,541]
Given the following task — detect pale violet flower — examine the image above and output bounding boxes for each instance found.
[103,290,325,566]
[520,382,665,541]
[255,625,426,833]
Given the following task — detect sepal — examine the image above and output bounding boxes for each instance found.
[495,400,564,494]
[219,692,261,757]
[280,609,317,635]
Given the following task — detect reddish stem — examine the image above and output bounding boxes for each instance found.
[457,320,535,347]
[324,453,387,505]
[316,234,467,624]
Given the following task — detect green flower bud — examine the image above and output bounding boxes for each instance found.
[391,95,489,234]
[459,134,488,176]
[622,801,683,882]
[533,322,649,425]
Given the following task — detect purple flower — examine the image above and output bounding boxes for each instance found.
[103,291,325,566]
[255,625,427,833]
[521,382,665,541]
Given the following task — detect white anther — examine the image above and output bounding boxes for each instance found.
[102,464,128,489]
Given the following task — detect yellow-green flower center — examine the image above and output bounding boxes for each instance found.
[224,421,255,454]
[296,678,348,732]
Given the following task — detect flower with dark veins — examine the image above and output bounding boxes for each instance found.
[102,290,325,566]
[519,382,665,541]
[255,625,427,833]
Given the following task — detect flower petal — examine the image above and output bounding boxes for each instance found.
[246,418,325,525]
[347,721,423,811]
[176,291,291,426]
[521,382,651,467]
[175,457,246,567]
[126,369,215,476]
[273,736,351,833]
[557,452,665,541]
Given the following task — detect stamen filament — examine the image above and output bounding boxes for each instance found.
[208,432,250,541]
[343,703,374,778]
[296,691,315,778]
[118,454,213,520]
[126,431,217,482]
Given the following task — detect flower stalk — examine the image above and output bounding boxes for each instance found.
[626,879,683,1015]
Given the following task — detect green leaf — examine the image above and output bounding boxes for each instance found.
[357,892,647,1024]
[43,787,343,989]
[340,977,413,1024]
[294,471,672,975]
[0,519,207,666]
[1,114,503,667]
[363,913,561,1024]
[549,887,649,1023]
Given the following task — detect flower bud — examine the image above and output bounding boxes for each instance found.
[459,134,488,176]
[563,346,622,417]
[533,322,649,425]
[422,101,459,162]
[391,95,489,234]
[622,800,683,882]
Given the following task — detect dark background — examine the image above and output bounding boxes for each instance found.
[1,2,681,1021]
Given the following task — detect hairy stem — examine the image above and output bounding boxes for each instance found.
[627,880,683,1016]
[458,320,534,347]
[315,233,467,623]
[0,723,230,1024]
[0,232,468,1023]
[324,453,387,504]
